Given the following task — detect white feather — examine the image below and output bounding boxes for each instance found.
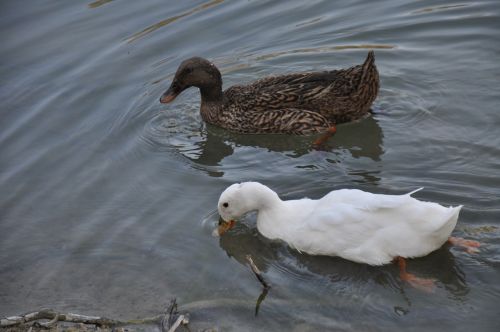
[217,182,462,266]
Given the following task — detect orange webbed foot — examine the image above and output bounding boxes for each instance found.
[401,272,437,293]
[396,257,436,292]
[312,126,337,149]
[448,237,480,254]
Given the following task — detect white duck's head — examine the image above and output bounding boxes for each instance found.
[217,182,280,235]
[218,182,252,222]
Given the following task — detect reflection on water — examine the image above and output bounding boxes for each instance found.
[88,0,114,9]
[2,0,500,330]
[125,0,224,43]
[254,44,395,61]
[215,212,470,301]
[143,112,384,178]
[411,4,469,15]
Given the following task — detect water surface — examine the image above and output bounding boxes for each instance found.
[1,0,500,331]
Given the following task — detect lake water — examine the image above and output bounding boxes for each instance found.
[1,0,500,330]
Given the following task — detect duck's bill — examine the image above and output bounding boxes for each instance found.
[160,89,177,104]
[217,219,235,236]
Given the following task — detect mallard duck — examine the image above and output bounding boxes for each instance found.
[160,52,379,138]
[216,182,480,290]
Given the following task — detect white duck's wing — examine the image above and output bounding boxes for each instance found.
[291,189,459,265]
[316,188,453,233]
[318,188,422,211]
[292,201,389,262]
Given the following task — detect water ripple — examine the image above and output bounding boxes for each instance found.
[125,0,224,44]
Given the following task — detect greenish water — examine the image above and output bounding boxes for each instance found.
[1,0,499,330]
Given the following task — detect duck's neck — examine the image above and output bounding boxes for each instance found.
[239,183,286,240]
[200,83,223,103]
[240,182,281,210]
[199,82,224,124]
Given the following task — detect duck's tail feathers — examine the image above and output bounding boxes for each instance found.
[359,50,377,85]
[435,204,462,234]
[407,187,424,196]
[363,50,376,68]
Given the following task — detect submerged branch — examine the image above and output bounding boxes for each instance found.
[161,298,190,332]
[1,299,190,332]
[245,254,271,316]
[246,254,271,290]
[1,309,122,327]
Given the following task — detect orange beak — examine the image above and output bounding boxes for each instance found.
[160,91,177,104]
[217,219,235,236]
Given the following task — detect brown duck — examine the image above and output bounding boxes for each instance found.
[160,51,379,141]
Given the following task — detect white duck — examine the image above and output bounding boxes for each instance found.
[217,182,479,290]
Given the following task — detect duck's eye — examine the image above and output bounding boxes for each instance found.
[223,202,229,208]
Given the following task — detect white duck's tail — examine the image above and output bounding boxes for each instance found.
[407,187,424,196]
[436,205,462,236]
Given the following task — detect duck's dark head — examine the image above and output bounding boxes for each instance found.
[160,57,223,104]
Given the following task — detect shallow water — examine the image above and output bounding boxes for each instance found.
[1,0,500,330]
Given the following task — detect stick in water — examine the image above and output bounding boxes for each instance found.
[246,255,270,289]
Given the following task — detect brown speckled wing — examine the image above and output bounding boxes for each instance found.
[205,52,379,134]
